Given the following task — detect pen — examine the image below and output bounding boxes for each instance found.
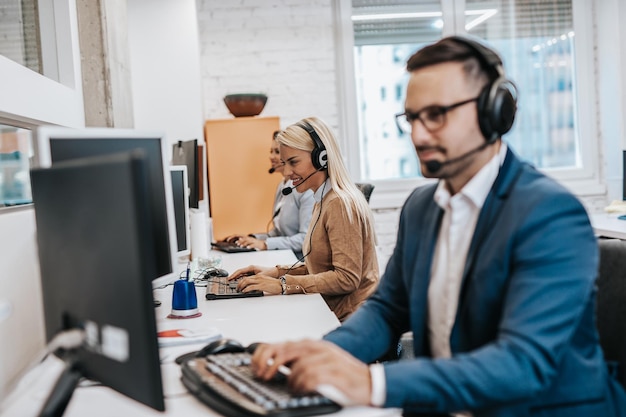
[266,357,292,376]
[185,262,191,281]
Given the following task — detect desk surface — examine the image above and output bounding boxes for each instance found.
[590,213,626,240]
[2,250,398,417]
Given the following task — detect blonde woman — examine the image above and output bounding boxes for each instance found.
[228,117,379,321]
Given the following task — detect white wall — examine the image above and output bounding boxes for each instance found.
[127,0,205,155]
[0,209,45,401]
[127,0,209,213]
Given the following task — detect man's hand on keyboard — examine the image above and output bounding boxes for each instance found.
[250,340,371,407]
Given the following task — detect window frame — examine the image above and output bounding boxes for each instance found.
[335,0,604,209]
[0,0,83,212]
[0,0,84,130]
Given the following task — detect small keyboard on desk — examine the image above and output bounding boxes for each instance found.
[205,276,264,300]
[181,352,341,417]
[212,240,257,253]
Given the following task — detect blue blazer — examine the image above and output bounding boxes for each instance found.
[325,148,626,416]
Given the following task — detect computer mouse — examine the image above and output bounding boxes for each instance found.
[197,338,245,356]
[174,338,245,365]
[246,342,261,354]
[205,267,229,278]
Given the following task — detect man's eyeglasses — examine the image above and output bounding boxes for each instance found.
[395,97,479,134]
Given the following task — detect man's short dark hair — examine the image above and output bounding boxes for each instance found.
[406,37,491,87]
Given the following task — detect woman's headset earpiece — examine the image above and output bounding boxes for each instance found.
[297,121,328,170]
[449,36,518,143]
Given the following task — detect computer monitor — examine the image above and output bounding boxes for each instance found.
[171,139,200,209]
[169,165,191,258]
[35,126,177,289]
[30,151,164,415]
[623,150,626,200]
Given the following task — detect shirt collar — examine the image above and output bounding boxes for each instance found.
[314,178,332,203]
[434,142,507,210]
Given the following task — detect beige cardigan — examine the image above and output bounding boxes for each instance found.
[276,189,379,322]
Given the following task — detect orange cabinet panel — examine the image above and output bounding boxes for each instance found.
[204,116,281,240]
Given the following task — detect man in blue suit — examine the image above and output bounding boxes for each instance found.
[252,36,626,416]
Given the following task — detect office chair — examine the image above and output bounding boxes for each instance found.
[596,237,626,389]
[355,183,375,203]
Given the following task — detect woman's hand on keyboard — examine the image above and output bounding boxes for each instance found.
[223,234,243,243]
[236,274,282,295]
[227,265,279,281]
[235,235,267,250]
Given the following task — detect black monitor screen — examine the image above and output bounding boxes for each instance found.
[30,151,164,413]
[36,127,176,288]
[172,139,199,209]
[170,166,190,255]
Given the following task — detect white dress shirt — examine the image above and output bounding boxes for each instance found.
[428,144,506,359]
[369,143,507,412]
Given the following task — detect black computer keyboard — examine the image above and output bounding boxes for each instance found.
[181,352,341,417]
[212,241,257,253]
[205,276,264,300]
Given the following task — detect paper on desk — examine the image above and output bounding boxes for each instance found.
[604,200,626,214]
[332,407,403,416]
[157,327,221,347]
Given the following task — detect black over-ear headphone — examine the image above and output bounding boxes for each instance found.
[449,36,518,143]
[298,121,328,170]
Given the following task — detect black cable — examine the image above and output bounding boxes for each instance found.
[265,206,281,233]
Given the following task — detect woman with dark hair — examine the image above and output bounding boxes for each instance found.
[225,130,314,259]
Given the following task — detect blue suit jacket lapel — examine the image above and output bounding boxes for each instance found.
[463,148,522,282]
[410,192,444,357]
[450,148,524,351]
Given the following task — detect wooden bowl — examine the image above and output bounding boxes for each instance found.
[223,94,268,117]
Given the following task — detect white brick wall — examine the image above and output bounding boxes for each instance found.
[372,207,400,272]
[196,0,339,131]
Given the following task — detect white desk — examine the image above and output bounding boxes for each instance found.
[590,213,626,240]
[2,250,399,417]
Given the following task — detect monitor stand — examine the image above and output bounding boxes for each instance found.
[39,355,82,417]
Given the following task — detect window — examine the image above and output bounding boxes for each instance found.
[0,0,41,74]
[346,0,599,197]
[0,125,33,207]
[352,0,442,180]
[0,0,84,210]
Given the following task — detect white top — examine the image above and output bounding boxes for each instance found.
[254,180,315,258]
[428,144,506,358]
[369,144,507,411]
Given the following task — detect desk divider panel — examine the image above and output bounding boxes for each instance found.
[204,116,281,240]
